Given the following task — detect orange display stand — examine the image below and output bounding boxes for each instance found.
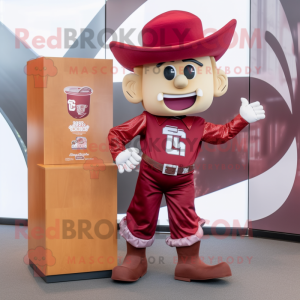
[27,57,117,282]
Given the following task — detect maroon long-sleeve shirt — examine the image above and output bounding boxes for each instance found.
[108,111,248,166]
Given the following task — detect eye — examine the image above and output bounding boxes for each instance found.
[34,256,37,260]
[164,65,176,80]
[43,67,47,70]
[184,64,196,80]
[42,257,46,260]
[35,67,38,70]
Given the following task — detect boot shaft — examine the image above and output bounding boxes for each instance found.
[126,241,146,258]
[176,241,200,262]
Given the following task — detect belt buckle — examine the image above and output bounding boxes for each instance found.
[162,164,178,176]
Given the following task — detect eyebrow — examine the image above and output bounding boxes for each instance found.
[182,59,203,67]
[156,59,203,68]
[156,62,165,68]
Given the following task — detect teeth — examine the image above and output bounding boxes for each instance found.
[163,92,196,99]
[197,88,203,97]
[160,90,202,100]
[157,93,164,101]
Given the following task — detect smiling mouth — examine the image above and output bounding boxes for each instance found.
[163,92,197,111]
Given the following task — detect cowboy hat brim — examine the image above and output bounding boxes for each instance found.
[110,19,237,72]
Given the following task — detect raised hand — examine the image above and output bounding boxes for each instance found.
[240,98,266,123]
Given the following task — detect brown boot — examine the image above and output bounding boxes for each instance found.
[175,241,232,281]
[111,242,147,282]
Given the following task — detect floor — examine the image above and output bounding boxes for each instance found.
[0,225,299,300]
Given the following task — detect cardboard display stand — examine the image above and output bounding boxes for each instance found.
[27,57,117,283]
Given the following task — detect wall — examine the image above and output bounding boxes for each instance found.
[249,0,300,234]
[1,0,252,230]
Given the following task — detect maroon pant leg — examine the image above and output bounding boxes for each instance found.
[126,160,163,240]
[164,172,202,241]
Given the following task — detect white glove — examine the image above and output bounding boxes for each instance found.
[240,98,265,123]
[115,147,142,174]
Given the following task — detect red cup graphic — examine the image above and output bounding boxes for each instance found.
[64,86,93,119]
[71,137,87,150]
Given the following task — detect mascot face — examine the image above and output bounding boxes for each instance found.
[122,56,228,116]
[112,11,236,117]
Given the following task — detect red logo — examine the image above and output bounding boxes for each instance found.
[83,157,106,179]
[26,58,57,88]
[23,246,56,276]
[64,86,93,119]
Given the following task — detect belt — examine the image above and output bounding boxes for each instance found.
[142,153,195,176]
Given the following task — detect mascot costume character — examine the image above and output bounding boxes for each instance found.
[108,11,265,282]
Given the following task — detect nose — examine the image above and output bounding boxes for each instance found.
[174,75,188,89]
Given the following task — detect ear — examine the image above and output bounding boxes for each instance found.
[211,57,228,97]
[122,66,143,103]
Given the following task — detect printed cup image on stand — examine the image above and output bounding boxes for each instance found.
[64,86,93,119]
[71,137,87,150]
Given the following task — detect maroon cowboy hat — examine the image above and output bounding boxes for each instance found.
[110,10,237,72]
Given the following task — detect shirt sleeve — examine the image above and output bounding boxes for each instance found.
[201,114,249,145]
[108,112,147,161]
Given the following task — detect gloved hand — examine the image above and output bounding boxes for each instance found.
[115,147,142,173]
[240,98,265,123]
